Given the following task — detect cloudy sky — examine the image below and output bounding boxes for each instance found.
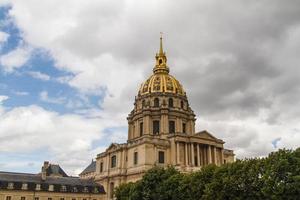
[0,0,300,175]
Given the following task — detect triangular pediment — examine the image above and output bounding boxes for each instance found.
[107,143,119,151]
[196,130,219,141]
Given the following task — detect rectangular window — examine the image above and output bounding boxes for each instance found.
[6,197,11,200]
[182,123,186,134]
[111,155,117,168]
[48,198,52,200]
[134,152,138,165]
[100,162,103,172]
[169,121,175,133]
[153,120,160,135]
[158,151,165,164]
[60,198,64,200]
[34,198,39,200]
[21,197,25,200]
[140,122,143,136]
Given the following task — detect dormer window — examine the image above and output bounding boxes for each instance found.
[94,187,99,193]
[48,184,54,191]
[7,182,14,189]
[159,59,163,65]
[73,186,78,192]
[83,186,89,193]
[21,183,28,190]
[35,184,41,191]
[61,185,67,192]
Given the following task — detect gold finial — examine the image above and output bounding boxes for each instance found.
[153,33,169,74]
[159,32,164,55]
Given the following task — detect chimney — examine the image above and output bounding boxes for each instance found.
[41,161,49,181]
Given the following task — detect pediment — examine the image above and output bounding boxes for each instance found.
[196,130,219,141]
[107,143,119,151]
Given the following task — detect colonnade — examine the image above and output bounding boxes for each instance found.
[175,142,224,167]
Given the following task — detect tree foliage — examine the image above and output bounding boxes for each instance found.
[115,148,300,200]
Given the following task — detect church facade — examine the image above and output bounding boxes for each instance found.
[87,37,235,200]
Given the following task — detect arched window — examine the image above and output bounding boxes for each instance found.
[142,100,145,108]
[168,98,173,107]
[181,100,184,109]
[169,121,175,133]
[154,98,159,107]
[153,120,160,135]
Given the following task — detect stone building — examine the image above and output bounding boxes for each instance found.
[0,161,105,200]
[91,37,235,200]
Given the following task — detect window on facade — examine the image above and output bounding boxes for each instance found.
[158,151,165,164]
[140,122,143,136]
[60,198,64,200]
[153,120,160,135]
[181,101,184,109]
[182,123,186,134]
[168,98,173,107]
[169,121,175,133]
[142,100,145,108]
[6,196,11,200]
[100,162,103,172]
[134,152,138,165]
[21,197,25,200]
[48,198,52,200]
[34,198,39,200]
[154,98,159,107]
[72,198,76,200]
[111,155,117,168]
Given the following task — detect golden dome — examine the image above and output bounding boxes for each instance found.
[138,35,186,96]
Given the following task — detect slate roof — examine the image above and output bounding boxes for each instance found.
[46,164,68,177]
[80,161,96,175]
[0,171,105,194]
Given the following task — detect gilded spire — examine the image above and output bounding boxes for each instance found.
[153,33,169,74]
[159,32,164,55]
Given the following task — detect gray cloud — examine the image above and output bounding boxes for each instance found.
[3,0,300,168]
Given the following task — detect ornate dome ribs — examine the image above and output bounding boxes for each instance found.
[139,74,185,96]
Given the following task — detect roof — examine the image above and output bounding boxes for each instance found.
[46,164,68,177]
[0,171,105,194]
[80,161,96,175]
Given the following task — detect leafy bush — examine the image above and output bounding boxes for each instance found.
[115,148,300,200]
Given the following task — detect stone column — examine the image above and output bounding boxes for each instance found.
[207,145,212,164]
[191,143,195,166]
[220,148,224,165]
[203,147,207,165]
[176,142,180,165]
[176,118,181,133]
[185,143,188,166]
[213,146,217,165]
[196,144,200,166]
